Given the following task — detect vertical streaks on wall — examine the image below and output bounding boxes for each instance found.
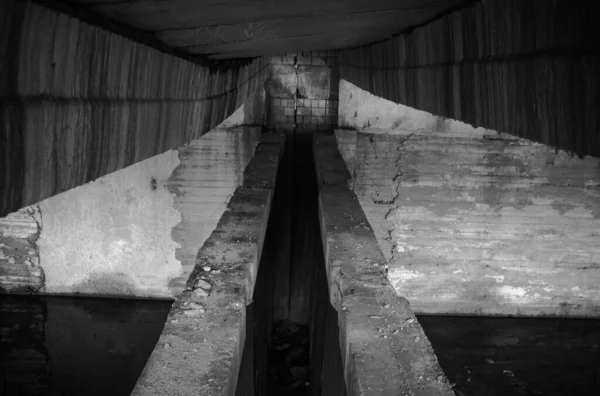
[0,1,270,217]
[338,0,600,158]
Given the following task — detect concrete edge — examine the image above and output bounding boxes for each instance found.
[132,132,285,396]
[313,132,454,396]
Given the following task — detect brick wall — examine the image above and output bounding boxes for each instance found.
[267,52,339,132]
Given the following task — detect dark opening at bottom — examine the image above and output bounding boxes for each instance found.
[235,130,346,396]
[0,295,171,396]
[419,315,600,396]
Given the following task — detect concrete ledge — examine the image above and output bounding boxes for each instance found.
[313,132,453,396]
[132,132,284,396]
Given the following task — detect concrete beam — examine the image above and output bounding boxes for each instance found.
[338,0,600,158]
[132,133,284,396]
[313,133,452,396]
[0,0,269,217]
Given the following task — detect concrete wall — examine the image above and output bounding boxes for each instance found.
[314,133,452,396]
[0,0,269,217]
[0,95,265,298]
[336,80,600,317]
[133,134,284,396]
[338,0,600,158]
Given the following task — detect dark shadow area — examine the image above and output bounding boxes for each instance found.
[418,315,600,396]
[235,129,346,396]
[0,295,172,396]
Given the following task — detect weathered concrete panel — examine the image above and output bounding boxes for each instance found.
[335,83,600,317]
[167,126,262,292]
[37,150,181,298]
[1,106,265,298]
[0,208,43,293]
[314,132,452,396]
[338,0,600,158]
[132,133,284,396]
[0,1,269,217]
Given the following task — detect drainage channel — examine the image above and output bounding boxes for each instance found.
[235,128,346,396]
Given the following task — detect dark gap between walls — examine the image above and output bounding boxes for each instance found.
[235,126,346,395]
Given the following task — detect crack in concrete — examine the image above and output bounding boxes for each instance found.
[384,134,413,266]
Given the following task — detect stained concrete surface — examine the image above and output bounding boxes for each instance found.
[1,122,264,299]
[0,295,171,396]
[132,133,284,396]
[419,315,600,396]
[58,0,467,58]
[314,132,453,395]
[336,80,600,317]
[338,0,600,158]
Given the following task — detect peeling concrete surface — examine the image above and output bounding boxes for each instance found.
[335,82,600,317]
[132,133,284,396]
[314,132,453,396]
[0,207,44,292]
[1,90,267,298]
[167,126,262,293]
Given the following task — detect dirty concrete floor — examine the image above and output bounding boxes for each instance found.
[418,316,600,396]
[0,295,171,396]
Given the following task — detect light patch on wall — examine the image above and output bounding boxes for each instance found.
[37,150,182,298]
[389,267,424,283]
[485,275,505,283]
[338,80,494,137]
[497,285,528,302]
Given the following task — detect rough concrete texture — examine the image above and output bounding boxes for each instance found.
[1,97,265,298]
[38,150,182,298]
[338,0,600,157]
[336,82,600,317]
[167,126,263,293]
[0,208,43,293]
[314,132,453,396]
[132,133,284,396]
[0,0,269,217]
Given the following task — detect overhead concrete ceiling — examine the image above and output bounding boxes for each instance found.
[59,0,468,59]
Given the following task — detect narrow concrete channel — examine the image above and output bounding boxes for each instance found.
[235,129,346,395]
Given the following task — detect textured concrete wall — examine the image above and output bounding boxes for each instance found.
[336,81,600,317]
[0,0,269,217]
[1,99,264,298]
[338,0,600,158]
[168,126,262,292]
[133,134,284,396]
[266,52,339,133]
[314,133,452,396]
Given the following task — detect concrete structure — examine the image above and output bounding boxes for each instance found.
[1,0,599,394]
[336,80,600,317]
